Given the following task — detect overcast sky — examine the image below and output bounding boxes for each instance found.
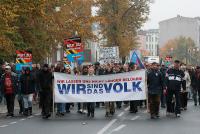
[143,0,200,29]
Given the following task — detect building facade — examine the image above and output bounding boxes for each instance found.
[145,29,159,56]
[159,15,200,47]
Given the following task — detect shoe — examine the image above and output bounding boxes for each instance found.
[105,112,109,117]
[91,112,94,118]
[28,107,32,116]
[77,110,82,114]
[60,113,65,116]
[46,114,51,119]
[176,114,181,118]
[66,110,70,113]
[195,103,197,106]
[117,106,121,109]
[56,112,63,116]
[151,115,156,119]
[156,115,160,118]
[133,110,138,114]
[42,115,48,119]
[23,109,29,116]
[161,105,166,108]
[110,111,115,115]
[184,107,187,110]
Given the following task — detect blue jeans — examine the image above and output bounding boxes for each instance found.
[57,103,65,113]
[23,94,33,109]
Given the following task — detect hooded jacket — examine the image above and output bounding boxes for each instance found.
[20,72,35,95]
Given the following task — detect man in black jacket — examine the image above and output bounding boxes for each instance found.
[165,60,185,117]
[39,64,52,119]
[160,65,167,108]
[191,66,200,106]
[147,62,165,119]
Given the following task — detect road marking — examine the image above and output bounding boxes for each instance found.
[131,116,140,121]
[9,122,17,125]
[97,119,117,134]
[124,106,130,111]
[27,116,34,119]
[118,112,125,117]
[20,118,26,121]
[34,113,41,116]
[112,124,126,132]
[0,125,9,128]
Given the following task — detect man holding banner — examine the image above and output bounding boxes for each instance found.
[147,62,165,119]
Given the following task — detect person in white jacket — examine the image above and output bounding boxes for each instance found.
[180,66,191,110]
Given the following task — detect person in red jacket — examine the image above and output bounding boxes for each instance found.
[0,65,18,117]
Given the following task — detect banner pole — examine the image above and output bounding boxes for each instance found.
[145,70,149,113]
[52,75,55,119]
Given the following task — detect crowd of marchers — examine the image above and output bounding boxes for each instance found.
[0,60,200,119]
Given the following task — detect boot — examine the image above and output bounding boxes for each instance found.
[23,109,28,116]
[91,111,94,118]
[28,107,32,116]
[87,110,90,117]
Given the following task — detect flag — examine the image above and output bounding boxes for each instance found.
[130,51,145,69]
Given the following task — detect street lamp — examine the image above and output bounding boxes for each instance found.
[188,47,200,65]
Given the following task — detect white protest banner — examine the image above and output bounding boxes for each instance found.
[54,70,146,103]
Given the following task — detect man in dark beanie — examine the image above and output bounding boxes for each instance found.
[147,62,165,119]
[166,60,185,117]
[38,64,53,119]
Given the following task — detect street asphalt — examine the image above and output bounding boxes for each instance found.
[0,101,200,134]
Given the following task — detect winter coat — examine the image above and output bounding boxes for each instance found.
[20,73,36,95]
[166,68,185,91]
[0,72,18,95]
[147,69,165,95]
[191,71,200,90]
[38,70,53,93]
[182,71,191,92]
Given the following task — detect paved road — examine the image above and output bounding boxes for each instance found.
[0,102,200,134]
